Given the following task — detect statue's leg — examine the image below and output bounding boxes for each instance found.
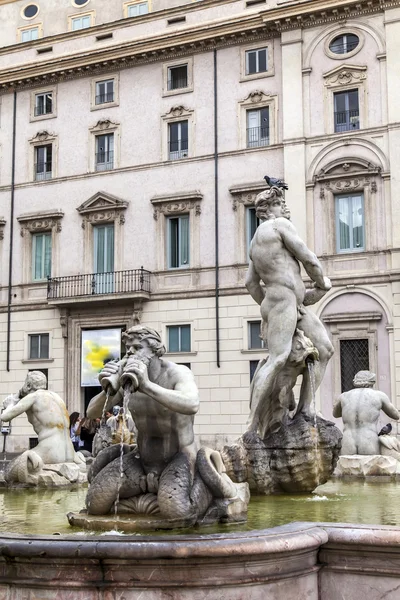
[296,309,334,416]
[247,295,298,436]
[158,452,196,520]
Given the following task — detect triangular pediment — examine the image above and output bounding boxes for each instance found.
[77,191,129,215]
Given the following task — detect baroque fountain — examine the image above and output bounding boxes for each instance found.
[1,183,400,599]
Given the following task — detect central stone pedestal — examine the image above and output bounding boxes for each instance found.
[334,454,400,478]
[222,414,342,494]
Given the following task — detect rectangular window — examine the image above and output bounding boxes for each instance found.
[167,325,191,353]
[29,334,50,359]
[95,79,114,105]
[248,321,265,349]
[167,65,188,91]
[334,89,359,132]
[246,107,269,148]
[93,223,114,293]
[128,1,148,16]
[34,92,53,116]
[72,15,91,30]
[250,360,259,383]
[168,120,188,159]
[246,48,268,75]
[340,338,369,392]
[168,215,189,268]
[32,232,51,281]
[95,133,114,171]
[246,207,260,254]
[335,193,364,253]
[35,144,52,181]
[21,26,39,42]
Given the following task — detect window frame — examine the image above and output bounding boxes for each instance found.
[167,214,190,269]
[95,132,115,172]
[34,143,53,181]
[333,89,360,133]
[248,320,266,350]
[32,231,52,281]
[325,29,364,60]
[246,206,260,257]
[240,41,274,82]
[163,58,193,97]
[18,23,42,42]
[168,120,189,160]
[30,86,57,122]
[335,192,365,254]
[245,47,268,76]
[323,65,367,134]
[167,324,191,353]
[28,333,50,360]
[246,106,270,148]
[123,0,151,18]
[239,91,277,148]
[21,3,40,20]
[68,10,95,31]
[90,73,119,111]
[89,119,120,172]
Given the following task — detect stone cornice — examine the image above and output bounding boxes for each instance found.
[1,0,396,92]
[0,12,270,92]
[261,0,400,31]
[229,181,266,209]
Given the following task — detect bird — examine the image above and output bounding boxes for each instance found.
[378,423,392,436]
[264,175,289,190]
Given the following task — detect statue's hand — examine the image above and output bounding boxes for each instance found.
[98,361,122,387]
[125,360,149,391]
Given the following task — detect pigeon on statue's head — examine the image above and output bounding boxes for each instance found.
[264,175,288,190]
[378,423,392,436]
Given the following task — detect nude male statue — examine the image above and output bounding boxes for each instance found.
[245,186,334,437]
[87,325,200,492]
[333,370,400,455]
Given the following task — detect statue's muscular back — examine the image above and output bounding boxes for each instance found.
[250,218,306,305]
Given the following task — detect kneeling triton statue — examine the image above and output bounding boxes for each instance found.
[84,325,248,527]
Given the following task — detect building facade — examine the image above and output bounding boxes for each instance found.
[0,0,399,451]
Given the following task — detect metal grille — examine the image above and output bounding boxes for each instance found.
[340,338,369,392]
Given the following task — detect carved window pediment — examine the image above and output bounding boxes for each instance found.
[315,160,380,198]
[0,218,5,240]
[240,90,274,105]
[323,64,367,88]
[89,118,119,133]
[17,210,64,236]
[229,182,267,210]
[29,130,56,143]
[162,105,193,119]
[150,191,202,220]
[77,191,128,228]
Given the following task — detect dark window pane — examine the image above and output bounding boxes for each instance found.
[24,4,38,18]
[40,334,49,359]
[29,335,39,359]
[168,327,180,352]
[348,89,359,111]
[340,339,369,392]
[249,321,263,349]
[180,325,191,352]
[169,218,179,268]
[247,51,257,74]
[258,49,267,72]
[250,360,259,383]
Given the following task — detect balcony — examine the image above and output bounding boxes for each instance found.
[95,151,114,171]
[47,268,151,305]
[169,140,188,160]
[334,109,360,133]
[95,92,114,105]
[246,126,270,148]
[35,161,52,181]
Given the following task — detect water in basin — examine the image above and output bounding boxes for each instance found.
[0,479,398,536]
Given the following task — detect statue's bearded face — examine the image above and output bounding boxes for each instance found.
[267,198,290,220]
[126,336,154,361]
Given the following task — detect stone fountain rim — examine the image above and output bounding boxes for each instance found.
[1,522,400,560]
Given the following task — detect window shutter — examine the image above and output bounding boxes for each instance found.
[180,216,189,266]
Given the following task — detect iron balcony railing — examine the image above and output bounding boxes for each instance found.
[334,109,360,132]
[95,150,114,171]
[47,268,151,300]
[167,76,188,91]
[35,161,52,180]
[169,140,188,160]
[246,126,270,148]
[95,92,114,105]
